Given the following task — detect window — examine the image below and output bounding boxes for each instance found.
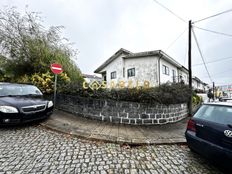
[194,105,232,125]
[127,68,135,77]
[172,70,176,82]
[162,65,169,75]
[111,71,116,79]
[103,75,106,81]
[123,68,125,77]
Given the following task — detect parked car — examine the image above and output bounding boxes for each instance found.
[219,96,232,102]
[185,102,232,170]
[0,82,53,124]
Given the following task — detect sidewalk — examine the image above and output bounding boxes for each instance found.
[41,110,189,145]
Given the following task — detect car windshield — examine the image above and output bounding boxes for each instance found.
[194,104,232,125]
[0,84,42,97]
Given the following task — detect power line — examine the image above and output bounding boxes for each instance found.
[193,26,232,37]
[193,56,232,67]
[198,68,232,78]
[152,0,186,23]
[165,28,187,51]
[192,28,213,83]
[193,8,232,23]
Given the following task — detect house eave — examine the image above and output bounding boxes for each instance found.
[94,48,132,73]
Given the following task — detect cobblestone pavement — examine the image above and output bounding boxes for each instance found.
[0,125,223,174]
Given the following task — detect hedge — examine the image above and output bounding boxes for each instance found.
[57,82,192,105]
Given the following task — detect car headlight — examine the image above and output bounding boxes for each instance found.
[0,106,18,113]
[47,101,53,108]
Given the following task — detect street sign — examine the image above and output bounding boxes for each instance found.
[50,63,63,74]
[50,63,63,107]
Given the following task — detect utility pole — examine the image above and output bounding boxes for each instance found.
[213,82,215,101]
[188,20,192,116]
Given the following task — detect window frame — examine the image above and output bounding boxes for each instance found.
[162,65,169,75]
[110,71,116,79]
[127,68,135,77]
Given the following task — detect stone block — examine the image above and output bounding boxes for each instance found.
[118,112,128,118]
[122,118,129,124]
[156,114,161,119]
[136,119,142,124]
[94,100,105,108]
[106,100,117,107]
[111,117,121,124]
[128,112,139,119]
[140,113,149,119]
[130,119,136,124]
[159,119,167,124]
[121,102,131,108]
[140,104,148,110]
[150,114,156,118]
[130,102,139,109]
[165,114,170,118]
[143,119,152,124]
[146,108,153,114]
[102,116,110,122]
[90,115,102,121]
[153,119,158,124]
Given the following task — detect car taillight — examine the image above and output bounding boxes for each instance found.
[187,119,196,132]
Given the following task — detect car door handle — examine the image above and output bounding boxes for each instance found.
[196,123,204,127]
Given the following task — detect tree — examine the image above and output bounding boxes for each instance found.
[0,7,83,82]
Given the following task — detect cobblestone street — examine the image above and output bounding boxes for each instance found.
[0,125,223,174]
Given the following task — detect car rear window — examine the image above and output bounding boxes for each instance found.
[194,105,232,125]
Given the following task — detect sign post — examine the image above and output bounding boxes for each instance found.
[50,63,63,107]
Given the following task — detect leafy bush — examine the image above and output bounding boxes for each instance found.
[192,91,203,106]
[0,7,83,83]
[58,82,191,105]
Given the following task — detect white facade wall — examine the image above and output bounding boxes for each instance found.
[159,59,178,84]
[192,79,205,91]
[124,56,158,87]
[192,79,198,89]
[100,54,125,85]
[100,54,159,87]
[97,52,206,89]
[179,70,189,84]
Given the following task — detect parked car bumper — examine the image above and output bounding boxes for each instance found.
[0,108,53,125]
[185,131,232,169]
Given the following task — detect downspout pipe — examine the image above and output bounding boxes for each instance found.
[158,50,163,86]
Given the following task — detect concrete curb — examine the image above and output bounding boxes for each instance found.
[40,119,187,146]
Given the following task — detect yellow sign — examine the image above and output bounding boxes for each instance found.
[83,80,150,90]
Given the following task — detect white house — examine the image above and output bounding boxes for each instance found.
[94,48,189,88]
[192,76,208,92]
[82,74,102,84]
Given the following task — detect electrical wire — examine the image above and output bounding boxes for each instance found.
[193,56,232,67]
[192,28,213,83]
[165,28,187,51]
[198,68,232,78]
[193,26,232,37]
[152,0,186,23]
[193,8,232,23]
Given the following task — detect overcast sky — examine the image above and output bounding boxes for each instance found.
[1,0,232,86]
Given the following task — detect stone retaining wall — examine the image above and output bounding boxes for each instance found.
[56,94,188,125]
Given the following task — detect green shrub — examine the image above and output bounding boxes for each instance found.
[58,82,191,105]
[192,91,203,106]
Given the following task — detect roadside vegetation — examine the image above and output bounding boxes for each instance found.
[0,7,83,92]
[58,82,196,105]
